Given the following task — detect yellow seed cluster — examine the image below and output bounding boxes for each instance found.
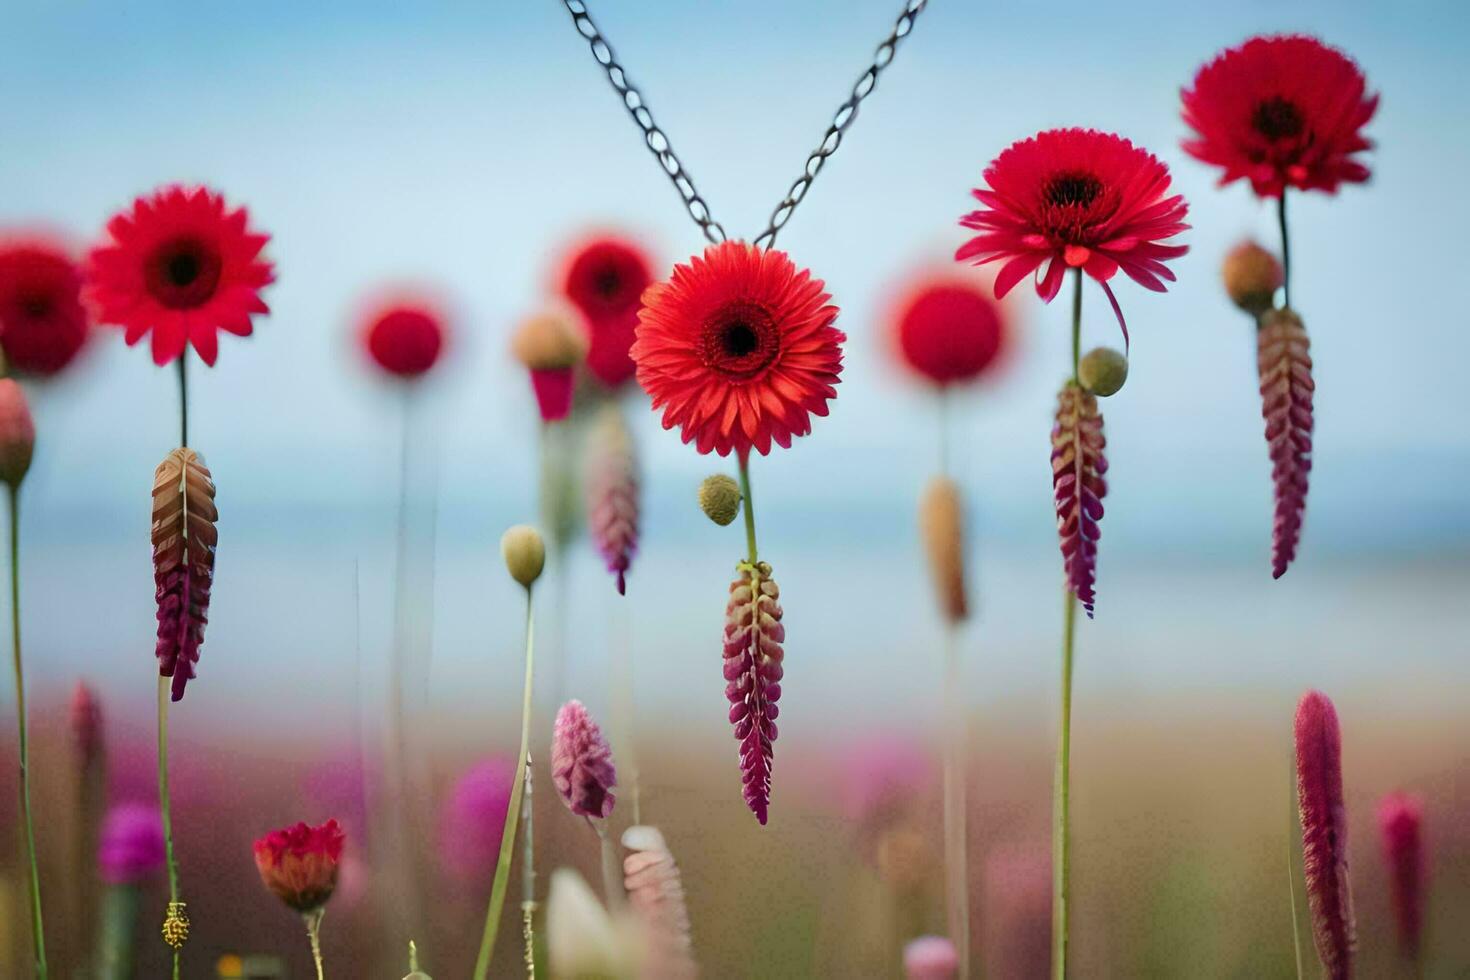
[698,474,742,526]
[162,900,190,949]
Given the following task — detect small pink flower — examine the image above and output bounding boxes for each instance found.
[98,803,165,885]
[903,936,958,980]
[552,700,617,819]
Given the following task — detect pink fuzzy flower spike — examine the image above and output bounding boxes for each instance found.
[723,561,784,824]
[70,680,104,768]
[552,700,617,819]
[1377,792,1425,961]
[1294,690,1355,979]
[585,404,640,594]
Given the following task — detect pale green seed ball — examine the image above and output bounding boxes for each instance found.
[500,524,546,588]
[1079,347,1128,397]
[698,474,742,526]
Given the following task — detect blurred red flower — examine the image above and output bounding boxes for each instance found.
[1182,35,1377,198]
[253,818,345,913]
[361,301,447,379]
[0,239,91,376]
[557,234,654,390]
[956,128,1188,342]
[88,185,274,366]
[891,275,1008,386]
[632,241,844,458]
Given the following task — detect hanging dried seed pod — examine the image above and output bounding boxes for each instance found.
[151,448,218,702]
[585,403,640,594]
[1258,308,1314,579]
[722,561,783,825]
[1050,382,1107,617]
[919,476,967,624]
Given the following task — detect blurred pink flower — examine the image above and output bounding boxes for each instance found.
[983,842,1051,978]
[838,733,934,826]
[1295,690,1354,979]
[1377,792,1425,960]
[98,802,165,885]
[903,936,958,980]
[439,757,516,881]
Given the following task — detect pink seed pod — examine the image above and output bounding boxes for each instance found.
[150,448,218,701]
[552,700,617,819]
[1051,381,1107,616]
[584,403,640,594]
[723,560,783,824]
[1295,690,1355,979]
[1258,309,1313,578]
[1376,792,1425,961]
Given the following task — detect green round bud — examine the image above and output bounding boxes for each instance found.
[500,525,546,588]
[698,474,742,527]
[1078,347,1128,397]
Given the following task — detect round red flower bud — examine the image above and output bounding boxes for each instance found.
[0,239,91,377]
[361,302,448,379]
[252,818,345,913]
[557,234,655,390]
[88,185,274,366]
[0,378,37,487]
[891,275,1007,386]
[1221,241,1283,316]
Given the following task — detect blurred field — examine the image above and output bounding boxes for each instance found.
[3,695,1465,977]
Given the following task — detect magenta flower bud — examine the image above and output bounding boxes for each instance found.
[1295,690,1355,979]
[98,802,165,885]
[552,700,617,819]
[903,936,959,980]
[70,680,104,769]
[0,377,36,487]
[1377,792,1425,960]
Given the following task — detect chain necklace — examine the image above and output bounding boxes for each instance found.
[560,0,928,247]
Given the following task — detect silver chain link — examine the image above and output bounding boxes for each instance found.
[560,0,927,250]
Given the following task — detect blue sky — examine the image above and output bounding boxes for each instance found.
[2,1,1466,733]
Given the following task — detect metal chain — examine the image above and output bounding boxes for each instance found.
[562,0,727,244]
[560,0,928,250]
[754,0,927,248]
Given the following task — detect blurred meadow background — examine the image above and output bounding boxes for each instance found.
[2,0,1468,976]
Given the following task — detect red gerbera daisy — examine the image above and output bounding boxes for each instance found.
[88,185,274,366]
[0,239,91,376]
[557,234,655,390]
[360,300,448,379]
[1182,35,1378,198]
[956,128,1189,344]
[632,241,843,458]
[891,274,1008,386]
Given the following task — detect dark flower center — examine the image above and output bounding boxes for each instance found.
[1252,96,1306,141]
[699,300,780,379]
[144,237,223,310]
[593,266,623,300]
[1044,171,1104,209]
[17,292,53,320]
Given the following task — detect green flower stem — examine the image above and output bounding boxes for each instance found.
[177,354,189,446]
[1053,268,1085,980]
[942,622,970,979]
[473,586,537,980]
[737,454,758,567]
[303,908,326,980]
[96,883,140,980]
[592,820,624,913]
[157,674,182,980]
[521,754,537,978]
[8,486,48,979]
[1277,189,1292,309]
